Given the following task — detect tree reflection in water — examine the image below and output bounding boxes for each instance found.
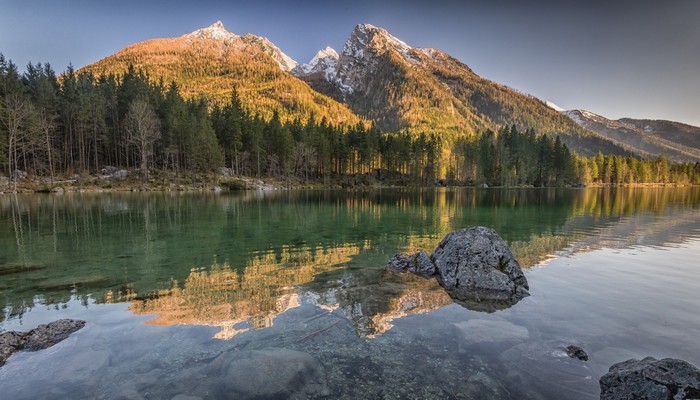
[118,245,361,339]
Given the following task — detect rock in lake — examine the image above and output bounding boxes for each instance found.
[0,319,86,366]
[432,227,529,304]
[600,357,700,400]
[387,251,435,277]
[565,345,589,361]
[387,227,529,311]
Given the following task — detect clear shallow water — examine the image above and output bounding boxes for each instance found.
[1,188,699,399]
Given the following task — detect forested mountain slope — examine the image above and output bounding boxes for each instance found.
[82,22,362,126]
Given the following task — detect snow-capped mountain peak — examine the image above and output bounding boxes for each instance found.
[342,23,414,59]
[314,47,339,62]
[294,46,339,78]
[184,21,238,41]
[183,22,297,71]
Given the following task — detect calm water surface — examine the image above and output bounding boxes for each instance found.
[1,188,699,399]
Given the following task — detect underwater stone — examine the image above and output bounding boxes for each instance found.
[205,349,328,399]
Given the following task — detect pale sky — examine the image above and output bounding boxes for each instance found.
[1,0,699,126]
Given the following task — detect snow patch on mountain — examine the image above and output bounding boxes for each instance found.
[184,21,238,41]
[564,110,584,125]
[580,110,601,120]
[545,100,566,112]
[419,48,439,60]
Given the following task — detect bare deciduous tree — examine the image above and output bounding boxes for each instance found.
[125,98,161,181]
[38,110,57,185]
[0,94,35,191]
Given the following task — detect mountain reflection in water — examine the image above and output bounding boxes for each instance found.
[1,187,699,337]
[120,246,358,339]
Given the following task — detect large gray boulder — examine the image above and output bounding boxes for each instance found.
[432,227,529,304]
[600,357,700,400]
[0,319,86,366]
[387,227,529,311]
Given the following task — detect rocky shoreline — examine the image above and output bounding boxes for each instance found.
[2,169,695,195]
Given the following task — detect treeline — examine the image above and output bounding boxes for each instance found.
[0,56,224,188]
[1,54,698,188]
[574,153,700,185]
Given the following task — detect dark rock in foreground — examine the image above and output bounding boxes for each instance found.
[387,227,529,311]
[0,319,86,366]
[600,357,700,400]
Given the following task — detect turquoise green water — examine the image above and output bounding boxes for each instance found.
[1,188,699,399]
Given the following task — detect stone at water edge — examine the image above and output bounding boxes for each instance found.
[431,227,529,304]
[600,357,700,400]
[0,319,86,366]
[387,251,435,277]
[22,319,86,351]
[0,331,25,365]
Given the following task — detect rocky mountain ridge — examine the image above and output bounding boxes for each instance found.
[293,23,628,156]
[80,21,699,160]
[562,109,700,162]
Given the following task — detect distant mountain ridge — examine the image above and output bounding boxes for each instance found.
[561,109,700,162]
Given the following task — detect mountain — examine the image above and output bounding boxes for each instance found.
[292,47,338,78]
[81,21,362,125]
[293,24,627,156]
[563,110,700,162]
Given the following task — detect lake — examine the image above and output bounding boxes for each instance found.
[1,188,699,399]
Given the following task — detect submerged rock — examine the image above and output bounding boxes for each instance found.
[0,262,47,275]
[499,340,599,398]
[600,357,700,400]
[387,227,529,311]
[0,319,86,366]
[203,349,328,399]
[455,319,529,345]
